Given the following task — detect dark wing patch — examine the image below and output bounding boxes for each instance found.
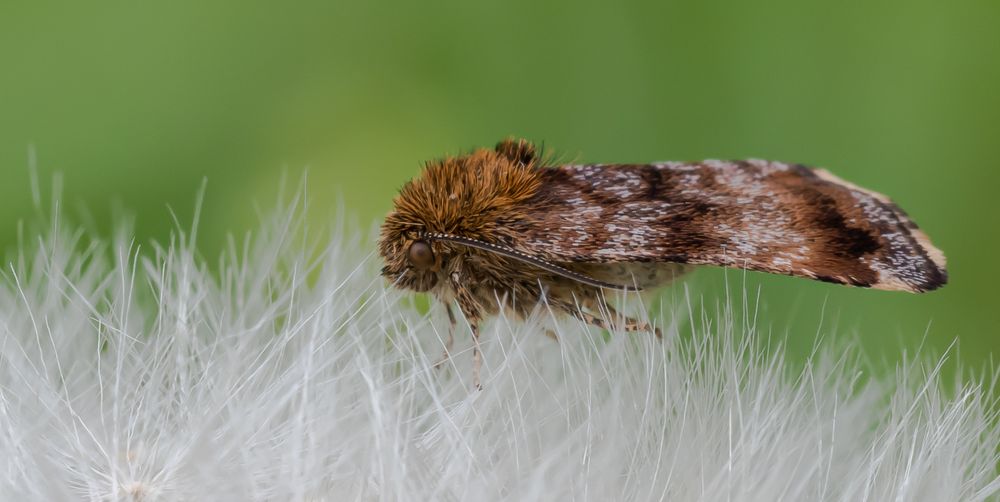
[516,161,947,292]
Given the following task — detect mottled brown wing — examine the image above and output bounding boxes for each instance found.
[515,160,947,292]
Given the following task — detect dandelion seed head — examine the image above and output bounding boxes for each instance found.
[0,189,996,501]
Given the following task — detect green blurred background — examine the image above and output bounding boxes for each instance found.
[1,1,997,367]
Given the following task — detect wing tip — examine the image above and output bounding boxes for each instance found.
[869,261,948,293]
[870,274,948,293]
[813,167,948,293]
[910,227,948,270]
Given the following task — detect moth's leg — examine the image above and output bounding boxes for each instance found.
[555,297,661,338]
[451,273,484,390]
[549,298,612,331]
[470,322,483,391]
[544,329,559,342]
[595,300,662,339]
[433,303,458,370]
[540,298,560,342]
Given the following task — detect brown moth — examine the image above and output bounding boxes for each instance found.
[379,138,947,389]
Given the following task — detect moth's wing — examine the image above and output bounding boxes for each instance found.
[516,161,947,292]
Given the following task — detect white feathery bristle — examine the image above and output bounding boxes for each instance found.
[0,193,997,501]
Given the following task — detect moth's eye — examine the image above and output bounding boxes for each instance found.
[407,240,434,269]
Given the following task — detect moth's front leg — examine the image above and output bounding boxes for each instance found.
[451,271,484,390]
[433,304,457,370]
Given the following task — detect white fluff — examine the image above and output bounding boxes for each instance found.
[0,194,998,502]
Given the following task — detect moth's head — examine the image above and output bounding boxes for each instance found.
[378,138,541,293]
[378,232,443,293]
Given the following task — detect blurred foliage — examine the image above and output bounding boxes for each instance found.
[1,0,997,367]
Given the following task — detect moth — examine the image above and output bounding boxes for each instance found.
[379,138,947,389]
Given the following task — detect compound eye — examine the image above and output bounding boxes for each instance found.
[408,240,434,269]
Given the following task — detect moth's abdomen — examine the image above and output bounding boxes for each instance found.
[521,160,947,293]
[569,262,691,291]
